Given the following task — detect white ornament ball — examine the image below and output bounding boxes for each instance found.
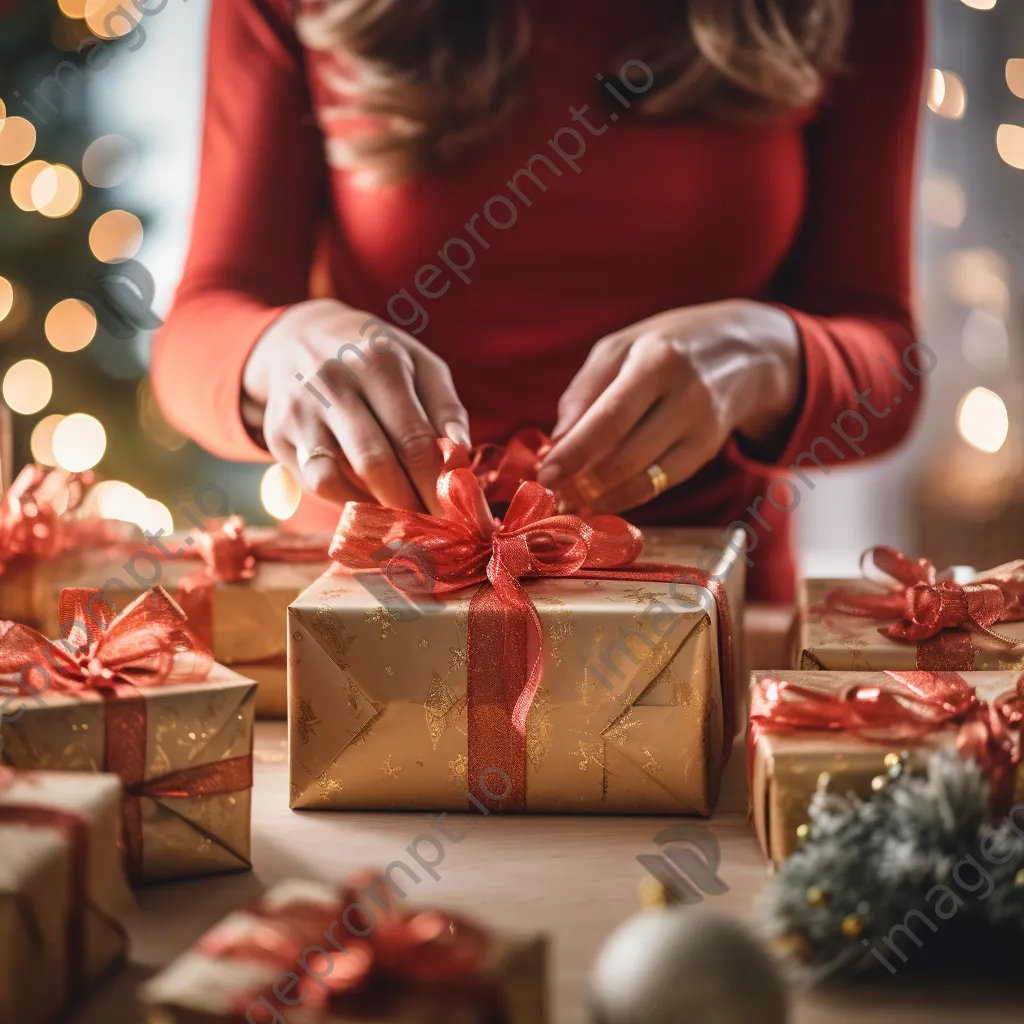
[590,910,788,1024]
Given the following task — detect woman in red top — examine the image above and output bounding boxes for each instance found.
[152,0,926,603]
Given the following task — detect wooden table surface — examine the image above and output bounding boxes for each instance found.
[69,607,1023,1023]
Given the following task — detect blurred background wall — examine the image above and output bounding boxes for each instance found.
[0,0,1021,576]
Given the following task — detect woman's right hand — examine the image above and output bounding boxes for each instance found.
[242,299,470,516]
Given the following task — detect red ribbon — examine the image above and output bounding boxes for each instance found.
[196,869,504,1022]
[330,434,736,811]
[748,670,1024,811]
[173,516,330,650]
[0,586,252,881]
[822,547,1024,670]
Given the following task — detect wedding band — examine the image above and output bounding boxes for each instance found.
[298,444,337,467]
[646,462,670,498]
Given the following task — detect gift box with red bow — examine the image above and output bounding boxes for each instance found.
[38,517,331,718]
[1,769,134,1024]
[795,547,1024,672]
[139,871,547,1023]
[0,587,256,885]
[288,437,745,815]
[748,669,1024,865]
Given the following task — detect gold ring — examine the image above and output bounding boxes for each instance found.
[299,445,337,467]
[646,462,670,497]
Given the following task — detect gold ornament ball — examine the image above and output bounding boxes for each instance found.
[771,932,809,963]
[883,752,901,769]
[841,914,864,939]
[806,886,828,907]
[1015,869,1024,888]
[638,875,677,910]
[870,774,887,792]
[796,823,810,843]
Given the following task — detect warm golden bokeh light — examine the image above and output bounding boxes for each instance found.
[84,0,139,38]
[996,124,1024,170]
[927,70,967,119]
[0,277,13,322]
[920,173,965,229]
[961,309,1008,372]
[0,97,5,124]
[261,464,302,521]
[957,387,1009,454]
[33,163,82,218]
[52,413,107,472]
[45,298,97,353]
[0,116,37,166]
[89,209,143,263]
[1007,59,1024,99]
[960,0,996,8]
[30,414,66,466]
[2,359,53,415]
[57,0,88,15]
[944,248,1009,317]
[10,160,51,212]
[82,134,137,188]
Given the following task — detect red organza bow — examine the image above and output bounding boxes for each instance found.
[199,869,500,1022]
[749,670,1024,810]
[0,465,93,573]
[823,546,1024,670]
[330,433,735,811]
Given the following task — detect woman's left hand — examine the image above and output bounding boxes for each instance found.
[537,300,803,515]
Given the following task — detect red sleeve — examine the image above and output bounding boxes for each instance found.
[730,0,927,475]
[150,0,324,462]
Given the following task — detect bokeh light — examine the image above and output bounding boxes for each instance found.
[89,210,143,263]
[920,173,965,229]
[57,0,88,15]
[82,135,137,188]
[84,0,139,38]
[927,70,967,119]
[2,359,53,415]
[1007,59,1024,99]
[85,480,171,534]
[0,116,37,165]
[944,248,1009,317]
[45,298,97,352]
[10,160,51,212]
[30,414,66,466]
[0,277,14,323]
[33,164,82,218]
[52,413,107,472]
[961,309,1008,372]
[960,0,996,8]
[957,387,1009,454]
[261,464,302,521]
[0,97,5,125]
[996,124,1024,170]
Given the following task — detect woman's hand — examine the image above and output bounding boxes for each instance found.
[537,300,803,515]
[242,299,470,516]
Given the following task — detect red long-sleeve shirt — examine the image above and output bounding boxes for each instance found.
[152,0,926,603]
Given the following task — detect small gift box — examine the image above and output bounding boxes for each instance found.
[289,439,745,816]
[40,517,330,719]
[0,587,256,885]
[0,769,134,1024]
[138,871,547,1023]
[748,669,1024,865]
[796,547,1024,672]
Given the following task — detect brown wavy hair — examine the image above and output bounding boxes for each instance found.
[297,0,851,182]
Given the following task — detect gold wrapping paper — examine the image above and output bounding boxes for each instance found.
[288,528,745,815]
[749,670,1024,866]
[795,577,1024,671]
[37,530,328,715]
[0,667,256,884]
[0,771,134,1024]
[138,878,547,1024]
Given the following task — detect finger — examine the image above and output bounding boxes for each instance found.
[550,337,627,441]
[323,390,425,512]
[292,427,373,507]
[412,348,472,448]
[538,339,669,490]
[360,354,446,516]
[589,435,720,516]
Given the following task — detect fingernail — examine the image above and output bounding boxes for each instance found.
[445,421,471,447]
[537,463,562,487]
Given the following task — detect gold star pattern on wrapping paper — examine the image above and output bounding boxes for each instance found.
[583,579,601,589]
[573,737,606,773]
[384,665,395,676]
[365,605,396,640]
[422,672,468,749]
[294,698,323,747]
[378,756,401,780]
[311,606,356,669]
[533,596,576,665]
[623,586,660,607]
[526,687,555,771]
[418,637,430,649]
[446,754,468,788]
[823,633,869,648]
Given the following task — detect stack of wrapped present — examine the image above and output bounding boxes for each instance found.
[748,545,1024,865]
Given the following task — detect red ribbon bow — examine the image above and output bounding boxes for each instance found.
[0,587,251,881]
[174,516,330,649]
[330,433,735,810]
[749,670,1024,811]
[198,869,502,1022]
[822,547,1024,671]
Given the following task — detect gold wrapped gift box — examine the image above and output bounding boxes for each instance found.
[796,576,1024,671]
[288,528,745,815]
[0,770,134,1024]
[748,670,1024,866]
[37,530,329,718]
[0,667,256,885]
[139,878,547,1024]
